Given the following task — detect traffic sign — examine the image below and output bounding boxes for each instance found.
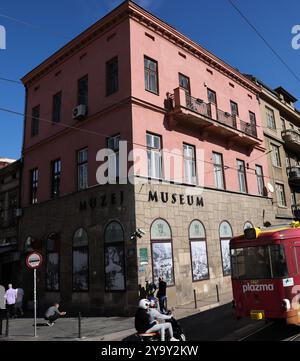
[26,252,43,270]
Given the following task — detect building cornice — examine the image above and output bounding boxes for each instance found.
[21,1,260,94]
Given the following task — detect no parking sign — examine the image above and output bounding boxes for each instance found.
[26,252,43,269]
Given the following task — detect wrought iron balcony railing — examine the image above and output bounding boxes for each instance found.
[185,93,212,118]
[282,129,300,152]
[287,165,300,184]
[240,120,258,138]
[168,88,258,140]
[217,109,237,129]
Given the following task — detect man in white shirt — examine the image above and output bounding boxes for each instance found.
[4,284,17,318]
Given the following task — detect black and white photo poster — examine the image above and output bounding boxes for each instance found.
[191,241,209,281]
[152,242,174,285]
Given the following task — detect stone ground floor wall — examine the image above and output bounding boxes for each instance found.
[19,184,138,316]
[17,180,280,316]
[134,180,278,309]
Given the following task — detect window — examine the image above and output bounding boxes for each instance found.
[144,56,158,94]
[51,159,61,198]
[270,144,281,167]
[255,165,265,196]
[106,57,118,96]
[77,149,88,190]
[231,245,288,280]
[244,221,253,231]
[179,73,190,94]
[8,193,17,226]
[73,228,89,291]
[151,219,174,286]
[183,144,196,184]
[213,152,225,189]
[237,160,247,193]
[46,233,60,291]
[77,75,88,106]
[281,118,286,130]
[219,221,233,276]
[30,168,38,204]
[31,105,40,137]
[230,101,239,116]
[52,92,62,123]
[276,183,286,207]
[207,89,217,104]
[265,107,276,129]
[285,152,291,168]
[104,221,125,291]
[107,134,120,179]
[147,133,162,179]
[249,111,257,133]
[189,220,209,281]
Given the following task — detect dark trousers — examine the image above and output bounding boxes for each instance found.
[6,304,15,318]
[159,296,167,313]
[45,314,60,323]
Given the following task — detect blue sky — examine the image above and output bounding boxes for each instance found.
[0,0,300,159]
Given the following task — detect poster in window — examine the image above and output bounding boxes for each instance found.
[152,242,174,286]
[190,241,209,281]
[46,253,59,290]
[105,245,125,291]
[221,239,231,276]
[73,248,88,291]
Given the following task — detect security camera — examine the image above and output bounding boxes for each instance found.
[137,228,146,235]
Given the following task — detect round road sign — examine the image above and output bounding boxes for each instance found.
[26,252,43,269]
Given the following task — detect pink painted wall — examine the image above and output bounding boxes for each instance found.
[22,19,133,206]
[129,19,269,196]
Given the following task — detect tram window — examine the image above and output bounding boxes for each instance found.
[270,245,288,277]
[231,245,288,279]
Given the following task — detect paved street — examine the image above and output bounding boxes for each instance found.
[2,300,300,341]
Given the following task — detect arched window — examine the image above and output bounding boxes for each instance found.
[219,221,233,276]
[244,221,253,231]
[73,228,89,291]
[46,233,60,291]
[189,220,209,281]
[151,219,174,286]
[104,221,125,292]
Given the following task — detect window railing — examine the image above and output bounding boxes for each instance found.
[282,129,300,144]
[217,109,237,129]
[240,120,257,138]
[287,166,300,179]
[185,93,212,118]
[168,89,259,138]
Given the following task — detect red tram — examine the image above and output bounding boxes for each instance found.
[230,222,300,325]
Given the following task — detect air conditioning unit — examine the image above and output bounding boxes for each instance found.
[72,104,88,120]
[15,208,23,217]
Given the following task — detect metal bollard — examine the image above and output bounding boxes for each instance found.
[193,289,197,309]
[216,284,220,303]
[78,312,82,339]
[5,316,9,337]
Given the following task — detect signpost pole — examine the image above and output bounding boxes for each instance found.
[34,268,37,337]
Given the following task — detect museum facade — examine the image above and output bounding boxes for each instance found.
[18,1,279,315]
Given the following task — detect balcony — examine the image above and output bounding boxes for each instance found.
[292,204,300,220]
[286,166,300,186]
[167,88,260,149]
[282,129,300,153]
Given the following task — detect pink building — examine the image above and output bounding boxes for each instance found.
[19,1,276,314]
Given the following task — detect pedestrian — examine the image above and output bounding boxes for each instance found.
[15,288,24,317]
[157,277,167,314]
[4,284,17,318]
[44,302,66,326]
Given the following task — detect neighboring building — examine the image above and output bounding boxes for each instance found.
[247,76,300,222]
[0,159,22,287]
[0,158,15,170]
[19,1,276,315]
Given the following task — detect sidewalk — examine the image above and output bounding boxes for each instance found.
[0,292,232,341]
